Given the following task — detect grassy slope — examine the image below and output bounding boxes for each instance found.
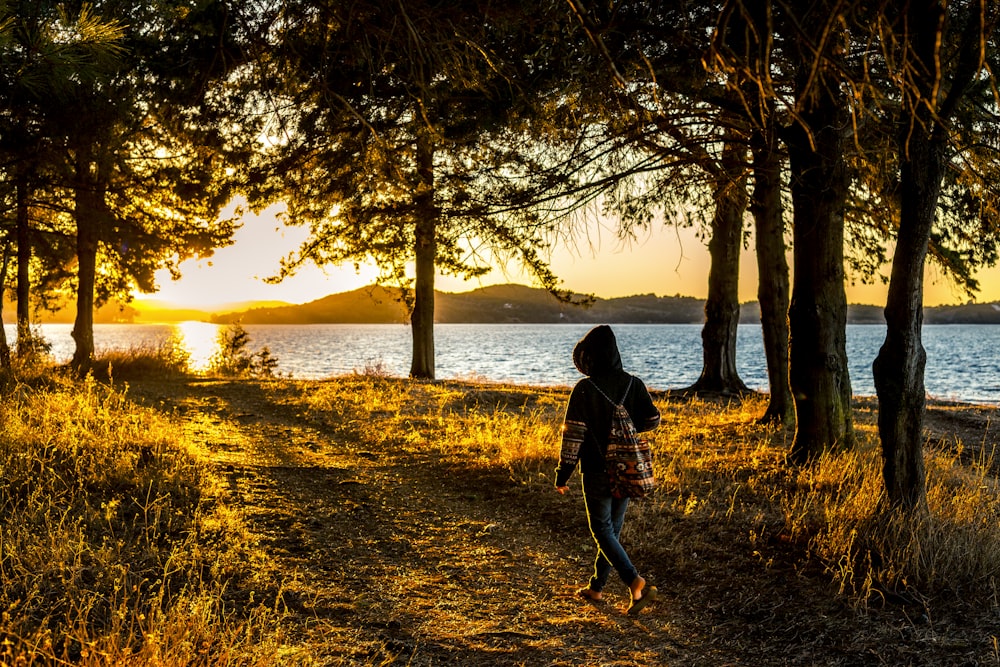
[2,364,1000,665]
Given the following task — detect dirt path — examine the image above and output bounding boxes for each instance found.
[127,378,1000,666]
[133,379,700,666]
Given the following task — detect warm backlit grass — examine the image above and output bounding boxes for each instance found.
[291,374,566,481]
[90,339,192,382]
[3,348,1000,662]
[0,365,287,665]
[643,393,1000,605]
[288,375,1000,605]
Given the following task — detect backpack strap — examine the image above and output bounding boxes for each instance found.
[588,376,633,407]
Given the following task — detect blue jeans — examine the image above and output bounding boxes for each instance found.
[583,493,638,592]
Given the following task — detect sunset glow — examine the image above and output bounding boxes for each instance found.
[136,199,1000,311]
[172,321,223,371]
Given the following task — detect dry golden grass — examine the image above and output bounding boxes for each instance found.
[646,392,1000,605]
[0,366,288,665]
[284,376,1000,604]
[3,353,1000,664]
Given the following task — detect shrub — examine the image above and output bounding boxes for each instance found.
[91,335,192,382]
[207,322,278,378]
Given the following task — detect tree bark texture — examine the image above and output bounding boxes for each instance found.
[409,132,436,380]
[71,154,102,370]
[692,137,749,394]
[873,0,959,511]
[785,91,854,462]
[751,117,792,424]
[873,137,940,510]
[0,243,11,368]
[15,172,31,346]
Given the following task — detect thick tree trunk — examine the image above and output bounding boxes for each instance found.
[409,133,436,380]
[15,172,31,349]
[872,0,959,511]
[751,117,792,424]
[71,155,102,371]
[691,137,748,394]
[0,242,10,368]
[72,203,99,371]
[785,90,853,463]
[72,228,98,371]
[873,138,940,511]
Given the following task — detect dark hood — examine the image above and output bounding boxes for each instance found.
[572,325,623,377]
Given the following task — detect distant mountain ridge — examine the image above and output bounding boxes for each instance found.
[209,284,705,325]
[7,284,999,325]
[205,283,1000,325]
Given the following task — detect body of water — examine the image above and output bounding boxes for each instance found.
[4,322,999,405]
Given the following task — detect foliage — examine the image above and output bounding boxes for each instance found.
[245,0,581,299]
[71,0,243,300]
[472,3,728,245]
[0,0,244,368]
[208,321,278,378]
[0,0,125,333]
[12,324,51,360]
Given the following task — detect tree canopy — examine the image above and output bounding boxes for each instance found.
[0,0,243,368]
[243,0,585,378]
[3,0,1000,509]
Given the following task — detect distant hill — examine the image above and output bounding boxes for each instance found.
[129,299,291,323]
[209,284,712,325]
[209,283,898,325]
[437,284,707,324]
[0,298,147,324]
[212,286,410,324]
[924,302,1000,324]
[6,284,1000,325]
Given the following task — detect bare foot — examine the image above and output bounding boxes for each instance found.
[627,577,657,616]
[629,576,646,601]
[576,587,603,601]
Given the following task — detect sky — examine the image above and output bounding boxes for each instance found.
[135,199,997,311]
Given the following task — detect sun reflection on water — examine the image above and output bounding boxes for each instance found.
[170,321,222,372]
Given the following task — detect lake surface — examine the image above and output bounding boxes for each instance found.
[4,322,1000,405]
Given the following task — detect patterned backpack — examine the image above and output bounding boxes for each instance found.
[589,377,656,499]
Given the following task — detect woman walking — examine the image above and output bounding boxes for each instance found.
[555,325,661,615]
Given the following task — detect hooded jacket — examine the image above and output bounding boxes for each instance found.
[555,325,660,495]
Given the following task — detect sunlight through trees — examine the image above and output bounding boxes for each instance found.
[1,0,999,509]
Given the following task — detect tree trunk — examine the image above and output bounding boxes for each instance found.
[872,0,962,511]
[873,137,940,511]
[751,115,792,425]
[785,85,853,463]
[409,132,436,380]
[71,156,102,371]
[690,136,748,394]
[0,242,10,368]
[15,171,31,350]
[72,222,99,371]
